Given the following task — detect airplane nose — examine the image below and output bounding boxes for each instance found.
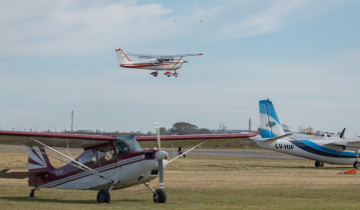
[155,151,168,160]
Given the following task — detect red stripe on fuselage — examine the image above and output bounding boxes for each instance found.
[39,158,145,189]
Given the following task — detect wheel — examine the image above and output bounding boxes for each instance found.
[97,189,110,203]
[320,162,324,167]
[30,190,34,197]
[353,161,360,169]
[153,189,167,203]
[315,161,320,167]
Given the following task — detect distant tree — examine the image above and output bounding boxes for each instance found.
[159,127,167,135]
[303,126,314,135]
[297,124,314,135]
[282,124,291,132]
[218,123,227,134]
[170,122,199,134]
[198,128,212,134]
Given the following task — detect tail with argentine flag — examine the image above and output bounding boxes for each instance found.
[259,99,284,138]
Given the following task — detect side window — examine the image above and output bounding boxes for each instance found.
[98,145,115,163]
[78,150,96,167]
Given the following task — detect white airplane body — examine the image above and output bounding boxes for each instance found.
[253,99,360,168]
[115,48,203,77]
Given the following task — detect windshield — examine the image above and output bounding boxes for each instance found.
[115,136,143,156]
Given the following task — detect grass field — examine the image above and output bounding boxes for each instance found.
[1,151,360,209]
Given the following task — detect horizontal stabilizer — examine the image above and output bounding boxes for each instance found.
[0,169,41,179]
[258,134,292,142]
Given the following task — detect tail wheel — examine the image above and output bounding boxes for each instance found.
[97,189,110,203]
[153,189,167,203]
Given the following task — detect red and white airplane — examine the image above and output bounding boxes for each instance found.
[115,48,203,77]
[0,124,255,204]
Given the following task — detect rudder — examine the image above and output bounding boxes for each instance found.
[28,146,54,172]
[115,48,131,65]
[259,99,284,138]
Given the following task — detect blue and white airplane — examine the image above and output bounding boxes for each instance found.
[252,99,360,168]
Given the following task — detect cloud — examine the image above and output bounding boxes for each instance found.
[0,0,342,56]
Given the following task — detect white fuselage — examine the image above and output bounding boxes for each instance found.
[258,138,357,165]
[120,59,184,71]
[40,156,167,190]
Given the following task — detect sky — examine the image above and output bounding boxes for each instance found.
[0,0,359,137]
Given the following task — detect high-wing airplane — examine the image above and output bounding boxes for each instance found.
[252,99,360,168]
[115,48,203,77]
[0,125,255,204]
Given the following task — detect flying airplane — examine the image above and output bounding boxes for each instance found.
[252,99,360,168]
[0,125,255,203]
[115,48,203,77]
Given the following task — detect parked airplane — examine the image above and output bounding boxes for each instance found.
[252,99,360,169]
[115,48,203,77]
[0,125,255,203]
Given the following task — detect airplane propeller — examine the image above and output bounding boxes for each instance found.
[340,128,346,139]
[155,123,168,189]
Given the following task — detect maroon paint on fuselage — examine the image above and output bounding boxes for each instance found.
[28,147,158,188]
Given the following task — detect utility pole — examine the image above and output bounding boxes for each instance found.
[248,118,251,133]
[71,110,74,133]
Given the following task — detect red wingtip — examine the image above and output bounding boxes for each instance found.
[198,53,203,55]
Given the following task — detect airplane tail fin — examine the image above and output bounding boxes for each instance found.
[115,48,131,65]
[28,146,54,172]
[259,99,285,138]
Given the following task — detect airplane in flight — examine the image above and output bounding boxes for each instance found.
[115,48,203,77]
[252,99,360,169]
[0,125,255,203]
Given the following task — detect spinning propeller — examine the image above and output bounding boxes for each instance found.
[155,123,168,188]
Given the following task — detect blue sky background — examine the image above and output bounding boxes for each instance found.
[0,0,359,136]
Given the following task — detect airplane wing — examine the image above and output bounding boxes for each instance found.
[136,133,256,148]
[0,131,116,148]
[325,139,360,149]
[127,53,203,59]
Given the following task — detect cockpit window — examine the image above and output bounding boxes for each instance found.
[158,59,163,62]
[78,149,96,166]
[164,58,171,62]
[98,145,115,163]
[115,136,143,156]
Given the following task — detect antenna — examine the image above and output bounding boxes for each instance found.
[71,110,74,133]
[248,118,251,133]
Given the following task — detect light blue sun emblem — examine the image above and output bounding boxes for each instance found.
[265,121,276,128]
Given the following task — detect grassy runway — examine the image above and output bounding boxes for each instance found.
[0,152,359,209]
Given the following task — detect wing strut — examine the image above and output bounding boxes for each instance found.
[171,56,183,70]
[167,140,208,164]
[28,138,115,183]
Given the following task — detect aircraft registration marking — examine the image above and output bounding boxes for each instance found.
[275,143,294,150]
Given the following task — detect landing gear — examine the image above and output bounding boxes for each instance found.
[164,72,172,77]
[151,71,159,77]
[354,161,360,169]
[315,161,324,167]
[144,183,167,203]
[172,72,179,77]
[29,188,37,197]
[178,147,186,158]
[354,150,360,169]
[97,189,110,203]
[153,189,167,203]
